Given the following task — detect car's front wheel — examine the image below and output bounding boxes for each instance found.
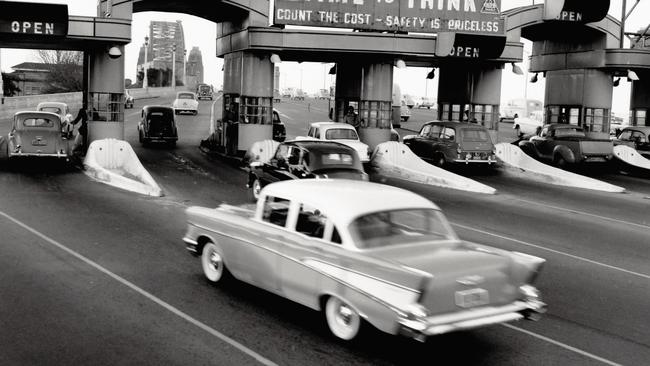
[325,296,361,341]
[249,177,262,202]
[433,153,446,168]
[201,242,229,283]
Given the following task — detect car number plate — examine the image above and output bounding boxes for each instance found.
[455,288,489,308]
[32,138,47,146]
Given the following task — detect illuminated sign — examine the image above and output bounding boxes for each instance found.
[273,0,505,36]
[0,1,68,38]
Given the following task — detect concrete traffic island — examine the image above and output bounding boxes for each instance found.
[83,139,163,197]
[370,142,497,195]
[613,145,650,171]
[495,143,625,193]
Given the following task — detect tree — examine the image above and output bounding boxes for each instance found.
[36,50,83,93]
[1,72,21,97]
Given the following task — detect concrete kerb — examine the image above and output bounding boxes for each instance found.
[371,141,497,194]
[495,143,625,193]
[613,145,650,170]
[83,139,163,197]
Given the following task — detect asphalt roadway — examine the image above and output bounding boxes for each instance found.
[0,96,648,365]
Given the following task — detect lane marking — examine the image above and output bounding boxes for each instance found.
[278,112,293,120]
[502,324,623,366]
[0,210,277,366]
[452,222,650,280]
[512,197,650,231]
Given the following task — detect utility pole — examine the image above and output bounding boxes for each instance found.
[183,48,187,87]
[620,0,627,48]
[172,44,176,89]
[143,36,149,90]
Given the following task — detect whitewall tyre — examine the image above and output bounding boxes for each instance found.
[325,297,361,341]
[201,243,225,283]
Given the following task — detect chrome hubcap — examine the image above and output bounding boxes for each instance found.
[253,180,261,198]
[209,250,222,272]
[337,304,353,326]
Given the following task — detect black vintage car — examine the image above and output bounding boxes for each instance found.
[138,106,178,147]
[272,109,286,142]
[247,140,367,201]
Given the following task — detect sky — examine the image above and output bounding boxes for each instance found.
[2,0,649,117]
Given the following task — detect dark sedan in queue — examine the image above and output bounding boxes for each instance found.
[138,106,178,147]
[403,121,497,168]
[247,140,367,201]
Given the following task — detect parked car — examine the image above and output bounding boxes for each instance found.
[247,140,367,201]
[124,89,135,109]
[272,109,286,142]
[183,179,546,341]
[6,111,72,161]
[172,92,199,115]
[416,97,435,109]
[403,121,497,167]
[138,106,178,147]
[196,84,213,101]
[400,101,411,122]
[299,122,371,162]
[273,89,282,103]
[613,126,650,159]
[514,110,544,137]
[518,124,614,167]
[403,94,416,109]
[36,102,73,137]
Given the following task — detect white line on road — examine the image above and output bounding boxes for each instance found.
[278,112,293,120]
[502,324,623,366]
[0,210,277,366]
[452,222,650,280]
[513,197,650,231]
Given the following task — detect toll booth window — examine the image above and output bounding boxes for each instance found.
[472,104,498,130]
[451,104,461,121]
[569,108,580,125]
[548,106,560,123]
[89,92,124,122]
[635,110,646,126]
[360,101,391,128]
[584,108,608,133]
[239,97,271,124]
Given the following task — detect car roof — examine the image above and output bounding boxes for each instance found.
[261,180,439,226]
[143,105,174,112]
[283,140,356,153]
[310,122,354,129]
[177,91,195,96]
[423,121,487,129]
[621,126,650,133]
[544,123,582,129]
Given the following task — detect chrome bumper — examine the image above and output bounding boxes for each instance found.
[398,299,546,341]
[453,159,496,164]
[9,152,68,158]
[183,237,199,255]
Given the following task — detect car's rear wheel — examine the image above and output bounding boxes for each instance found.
[249,177,262,202]
[433,153,446,168]
[325,296,361,341]
[554,154,568,169]
[201,242,228,283]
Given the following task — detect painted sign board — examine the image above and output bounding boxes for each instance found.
[0,1,68,39]
[273,0,505,36]
[543,0,609,24]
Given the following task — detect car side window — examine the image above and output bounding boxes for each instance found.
[296,203,326,239]
[429,125,442,139]
[618,130,632,140]
[631,131,647,143]
[420,125,431,137]
[307,127,314,137]
[441,127,456,141]
[275,144,289,160]
[540,128,549,137]
[262,196,291,227]
[288,147,301,165]
[314,128,321,139]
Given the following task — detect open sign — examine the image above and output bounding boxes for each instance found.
[0,1,68,39]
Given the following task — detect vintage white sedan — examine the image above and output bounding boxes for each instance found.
[36,102,73,136]
[298,122,371,162]
[172,91,199,115]
[183,180,546,341]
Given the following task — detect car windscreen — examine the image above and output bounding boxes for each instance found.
[349,209,457,249]
[325,128,358,140]
[23,118,55,128]
[554,128,585,137]
[178,93,194,99]
[462,128,490,142]
[39,107,62,115]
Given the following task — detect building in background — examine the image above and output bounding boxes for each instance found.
[136,20,186,87]
[185,47,204,90]
[7,62,50,96]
